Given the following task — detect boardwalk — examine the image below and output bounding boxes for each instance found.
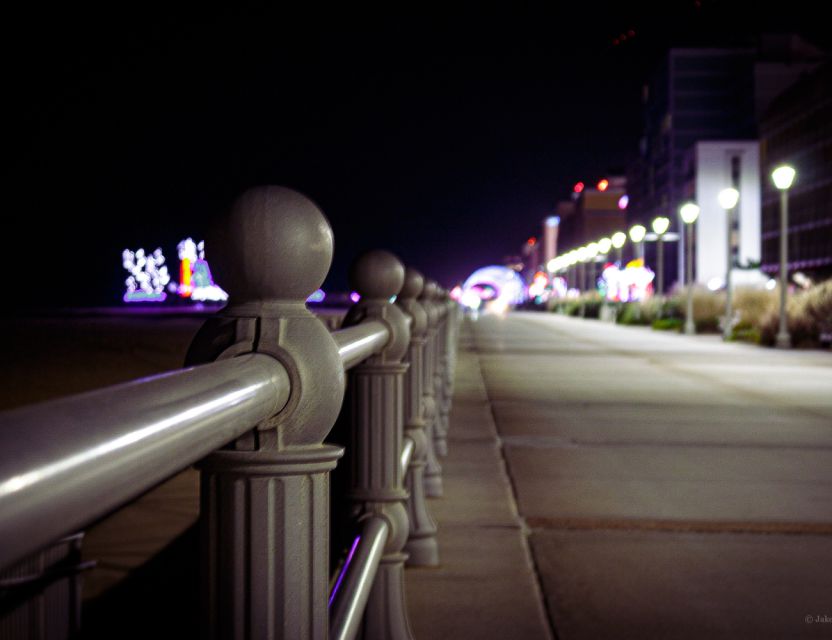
[464,311,832,640]
[3,311,832,638]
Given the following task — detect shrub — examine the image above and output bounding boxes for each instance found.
[759,279,832,347]
[652,317,683,331]
[617,301,650,325]
[582,292,604,319]
[734,288,776,327]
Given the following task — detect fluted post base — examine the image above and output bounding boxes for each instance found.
[422,393,443,498]
[360,554,413,640]
[199,444,343,640]
[403,427,439,566]
[348,360,415,640]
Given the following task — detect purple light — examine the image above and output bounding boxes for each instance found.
[329,535,361,607]
[350,291,360,303]
[307,288,326,303]
[618,195,629,210]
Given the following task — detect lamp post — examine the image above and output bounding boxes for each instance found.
[651,217,670,296]
[772,165,796,349]
[629,224,646,261]
[586,242,600,293]
[567,252,577,291]
[679,202,701,335]
[611,231,626,265]
[718,187,740,341]
[576,247,588,293]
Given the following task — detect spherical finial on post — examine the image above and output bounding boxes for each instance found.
[398,267,427,339]
[421,280,438,302]
[349,249,406,300]
[399,267,425,301]
[211,186,334,302]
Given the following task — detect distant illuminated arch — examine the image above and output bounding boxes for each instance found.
[462,266,526,307]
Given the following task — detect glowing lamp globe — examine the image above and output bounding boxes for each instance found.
[547,258,557,272]
[577,247,589,262]
[598,237,613,254]
[629,224,647,243]
[587,242,599,258]
[771,165,796,190]
[679,202,700,224]
[652,217,670,235]
[718,187,740,210]
[611,232,626,249]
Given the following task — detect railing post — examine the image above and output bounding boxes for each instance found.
[419,281,443,498]
[342,250,415,640]
[427,283,449,458]
[434,287,452,457]
[396,268,439,566]
[185,186,345,640]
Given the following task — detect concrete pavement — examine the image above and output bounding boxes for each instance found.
[404,324,553,640]
[471,311,832,639]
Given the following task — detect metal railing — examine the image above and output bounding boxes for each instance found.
[0,185,459,640]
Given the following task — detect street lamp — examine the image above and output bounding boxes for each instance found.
[679,202,701,335]
[629,224,647,260]
[718,187,740,341]
[651,216,670,296]
[772,165,796,349]
[611,231,626,265]
[576,246,589,293]
[598,237,613,256]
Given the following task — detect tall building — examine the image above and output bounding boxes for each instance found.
[690,141,761,287]
[630,48,757,286]
[629,38,824,287]
[557,178,627,254]
[760,62,832,281]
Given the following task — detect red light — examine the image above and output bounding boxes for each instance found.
[597,179,609,192]
[527,237,537,246]
[574,182,585,193]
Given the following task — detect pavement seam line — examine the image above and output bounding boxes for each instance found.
[525,516,832,536]
[470,318,559,640]
[521,313,832,424]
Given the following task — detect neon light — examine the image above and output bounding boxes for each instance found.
[460,290,482,310]
[350,292,361,303]
[618,195,629,210]
[574,182,585,193]
[597,179,609,192]
[180,258,192,298]
[123,291,168,303]
[600,260,655,301]
[123,246,171,303]
[177,238,228,302]
[329,535,361,607]
[462,265,526,311]
[528,271,549,298]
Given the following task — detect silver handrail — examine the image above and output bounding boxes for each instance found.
[0,353,289,572]
[400,436,414,478]
[333,321,390,370]
[329,516,389,640]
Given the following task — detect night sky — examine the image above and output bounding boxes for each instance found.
[3,2,828,307]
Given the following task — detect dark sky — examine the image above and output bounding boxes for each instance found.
[2,2,829,307]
